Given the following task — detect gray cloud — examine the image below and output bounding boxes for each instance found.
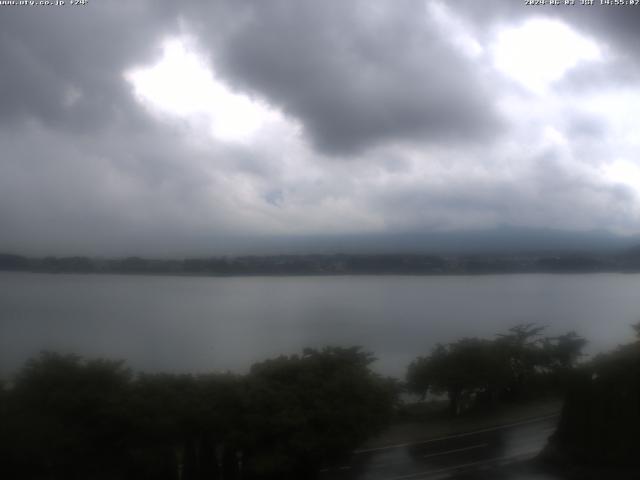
[369,149,637,233]
[0,1,639,256]
[453,1,640,65]
[184,0,503,155]
[0,2,179,131]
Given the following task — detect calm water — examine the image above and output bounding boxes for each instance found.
[1,272,639,378]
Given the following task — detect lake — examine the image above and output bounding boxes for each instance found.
[1,272,639,379]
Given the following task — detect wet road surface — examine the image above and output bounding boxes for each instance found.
[320,414,564,480]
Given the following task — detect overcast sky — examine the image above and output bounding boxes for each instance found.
[1,0,640,256]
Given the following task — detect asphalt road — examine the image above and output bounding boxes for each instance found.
[319,414,564,480]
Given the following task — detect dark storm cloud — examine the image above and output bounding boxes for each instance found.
[183,0,502,155]
[558,6,640,55]
[0,1,286,255]
[0,115,285,256]
[0,0,639,256]
[0,1,179,131]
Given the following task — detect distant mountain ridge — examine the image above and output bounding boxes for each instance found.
[3,226,638,258]
[267,226,639,255]
[3,227,640,276]
[187,226,640,258]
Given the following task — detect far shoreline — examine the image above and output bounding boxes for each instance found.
[2,250,640,278]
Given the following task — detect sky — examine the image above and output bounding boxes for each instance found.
[1,0,640,256]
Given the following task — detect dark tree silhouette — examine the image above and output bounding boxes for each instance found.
[407,338,509,416]
[545,324,640,470]
[1,347,397,480]
[407,324,587,415]
[4,352,132,479]
[242,346,396,478]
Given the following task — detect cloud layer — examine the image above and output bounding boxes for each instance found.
[1,0,640,255]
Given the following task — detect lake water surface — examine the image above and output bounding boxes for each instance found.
[1,272,639,378]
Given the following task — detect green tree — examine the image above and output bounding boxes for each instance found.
[407,324,587,415]
[129,372,245,479]
[542,331,587,372]
[548,324,640,466]
[632,320,640,340]
[5,352,132,479]
[2,347,397,480]
[407,338,509,416]
[242,346,397,478]
[495,323,548,399]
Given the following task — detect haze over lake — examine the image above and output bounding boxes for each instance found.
[1,271,638,379]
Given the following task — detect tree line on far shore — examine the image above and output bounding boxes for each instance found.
[4,250,640,276]
[0,324,589,479]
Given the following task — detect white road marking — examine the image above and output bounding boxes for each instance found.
[354,413,559,454]
[365,443,489,470]
[421,443,488,459]
[383,448,540,480]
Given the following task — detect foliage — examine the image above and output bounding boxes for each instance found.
[408,338,509,415]
[1,347,396,480]
[632,320,640,340]
[4,352,133,479]
[547,325,640,466]
[407,324,587,416]
[243,347,396,477]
